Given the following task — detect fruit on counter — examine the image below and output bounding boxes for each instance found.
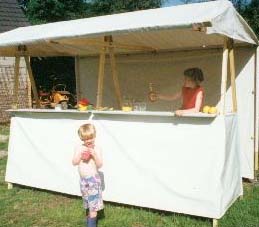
[81,150,91,161]
[77,98,91,111]
[87,104,94,110]
[202,105,217,114]
[208,106,217,114]
[122,106,132,112]
[78,103,86,108]
[202,105,210,113]
[78,98,90,106]
[78,105,88,111]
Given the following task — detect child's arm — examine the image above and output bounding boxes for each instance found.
[89,146,103,169]
[72,146,82,166]
[175,91,203,116]
[158,91,181,101]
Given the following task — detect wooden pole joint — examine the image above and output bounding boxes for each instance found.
[220,37,237,114]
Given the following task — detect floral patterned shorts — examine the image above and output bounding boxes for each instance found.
[80,174,104,212]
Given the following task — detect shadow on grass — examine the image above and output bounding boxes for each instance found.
[9,183,210,223]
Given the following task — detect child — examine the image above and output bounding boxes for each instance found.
[150,67,204,116]
[72,123,103,227]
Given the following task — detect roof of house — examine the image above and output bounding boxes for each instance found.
[0,0,29,33]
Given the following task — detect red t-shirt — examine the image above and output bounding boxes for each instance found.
[182,86,204,110]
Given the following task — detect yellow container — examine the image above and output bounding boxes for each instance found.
[122,106,132,112]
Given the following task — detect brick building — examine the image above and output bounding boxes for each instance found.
[0,0,30,122]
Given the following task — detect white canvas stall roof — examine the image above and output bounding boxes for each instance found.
[0,0,257,57]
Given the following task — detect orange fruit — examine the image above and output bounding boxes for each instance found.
[208,106,217,114]
[202,105,210,113]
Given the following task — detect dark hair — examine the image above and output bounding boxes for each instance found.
[184,68,204,83]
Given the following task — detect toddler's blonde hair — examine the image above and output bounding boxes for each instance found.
[78,124,96,140]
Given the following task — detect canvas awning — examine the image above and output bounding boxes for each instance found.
[0,0,257,57]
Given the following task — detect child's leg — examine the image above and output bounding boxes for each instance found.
[86,175,104,226]
[87,211,97,227]
[89,210,97,218]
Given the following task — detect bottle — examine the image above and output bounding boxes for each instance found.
[148,83,157,102]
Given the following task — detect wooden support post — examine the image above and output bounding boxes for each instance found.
[108,36,123,109]
[7,182,13,190]
[27,72,32,108]
[96,47,106,108]
[13,56,20,109]
[213,219,218,227]
[24,56,40,108]
[75,56,81,102]
[228,39,237,113]
[220,38,229,115]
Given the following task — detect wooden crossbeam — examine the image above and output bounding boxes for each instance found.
[47,41,81,55]
[50,39,155,52]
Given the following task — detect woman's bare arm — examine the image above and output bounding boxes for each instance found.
[158,91,181,101]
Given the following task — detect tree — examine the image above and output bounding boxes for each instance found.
[85,0,163,17]
[18,0,88,24]
[18,0,163,24]
[241,0,259,37]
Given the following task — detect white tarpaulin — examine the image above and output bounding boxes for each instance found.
[5,112,242,219]
[0,0,257,56]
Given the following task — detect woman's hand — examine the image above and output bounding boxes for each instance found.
[175,109,184,116]
[148,92,158,102]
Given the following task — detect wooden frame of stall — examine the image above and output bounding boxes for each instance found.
[10,35,255,227]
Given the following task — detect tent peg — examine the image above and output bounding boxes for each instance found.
[7,182,13,190]
[212,219,218,227]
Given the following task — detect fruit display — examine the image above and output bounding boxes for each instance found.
[202,105,217,114]
[208,106,217,114]
[77,98,90,111]
[122,106,132,112]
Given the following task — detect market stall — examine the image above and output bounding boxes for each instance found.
[0,0,258,224]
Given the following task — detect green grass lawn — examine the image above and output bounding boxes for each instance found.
[0,124,259,227]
